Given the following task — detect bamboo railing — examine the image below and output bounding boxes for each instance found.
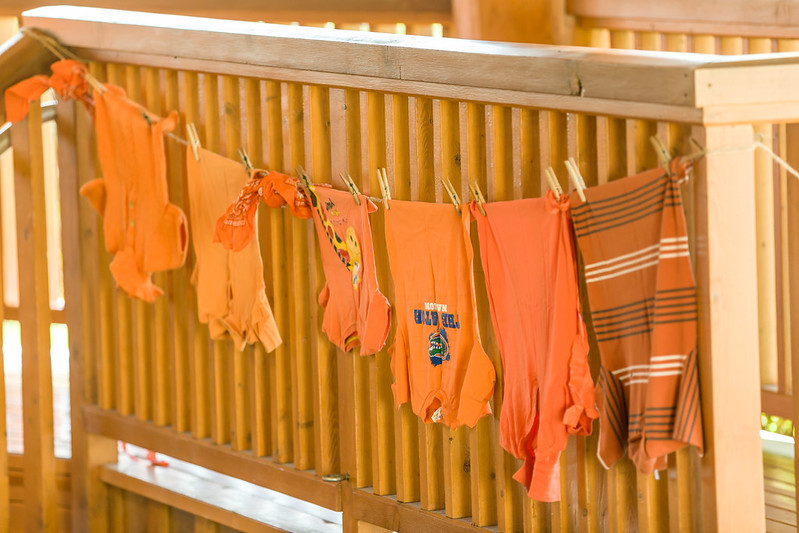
[3,4,797,532]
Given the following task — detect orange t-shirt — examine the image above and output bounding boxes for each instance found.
[472,193,597,502]
[187,147,281,352]
[79,84,188,302]
[306,186,391,355]
[385,200,495,429]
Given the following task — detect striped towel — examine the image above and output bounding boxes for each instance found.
[570,163,703,473]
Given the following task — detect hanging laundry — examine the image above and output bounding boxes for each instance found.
[305,185,391,355]
[215,169,312,252]
[471,192,597,502]
[385,200,495,429]
[187,147,282,352]
[79,85,188,302]
[4,59,92,123]
[570,163,703,473]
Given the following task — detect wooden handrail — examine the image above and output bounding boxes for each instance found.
[16,5,799,125]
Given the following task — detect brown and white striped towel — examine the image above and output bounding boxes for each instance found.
[570,162,703,473]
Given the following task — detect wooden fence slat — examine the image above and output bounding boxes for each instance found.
[223,74,253,453]
[265,80,293,463]
[184,70,212,440]
[287,82,315,470]
[309,84,340,476]
[165,68,192,435]
[58,95,119,533]
[12,98,58,533]
[245,77,272,458]
[391,93,421,504]
[366,90,397,497]
[145,66,173,429]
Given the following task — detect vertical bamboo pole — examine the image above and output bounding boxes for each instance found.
[309,84,340,475]
[222,75,252,453]
[336,88,373,488]
[490,104,525,533]
[392,93,421,503]
[165,69,191,434]
[466,102,497,527]
[245,77,272,458]
[438,99,471,519]
[415,96,445,511]
[184,71,211,440]
[205,73,231,446]
[12,98,57,533]
[366,90,397,496]
[144,67,173,429]
[287,82,315,470]
[266,80,293,463]
[694,123,765,533]
[58,96,118,533]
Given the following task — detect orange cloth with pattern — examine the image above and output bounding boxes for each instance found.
[570,163,703,473]
[215,170,312,251]
[187,147,281,352]
[471,193,597,502]
[306,186,391,355]
[4,59,92,123]
[385,200,495,429]
[79,84,188,302]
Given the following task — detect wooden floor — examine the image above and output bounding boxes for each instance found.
[764,439,797,533]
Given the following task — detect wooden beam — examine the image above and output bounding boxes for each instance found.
[694,124,765,533]
[83,406,343,511]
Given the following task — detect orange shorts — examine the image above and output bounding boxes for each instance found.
[472,192,597,502]
[306,186,391,355]
[187,147,281,352]
[385,200,495,429]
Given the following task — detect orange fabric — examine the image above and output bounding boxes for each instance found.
[471,192,598,502]
[187,147,281,352]
[306,186,391,355]
[4,59,91,123]
[570,162,703,473]
[79,84,188,302]
[215,170,312,252]
[385,200,495,429]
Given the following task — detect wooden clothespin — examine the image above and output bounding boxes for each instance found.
[469,181,487,216]
[564,158,586,203]
[186,123,201,161]
[340,172,362,205]
[650,135,673,175]
[376,168,391,210]
[441,177,461,215]
[545,167,563,196]
[296,165,313,191]
[237,147,253,173]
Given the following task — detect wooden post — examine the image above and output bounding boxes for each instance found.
[58,98,118,532]
[451,0,572,44]
[694,124,765,533]
[11,99,58,533]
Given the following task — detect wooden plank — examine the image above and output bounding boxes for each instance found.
[366,90,397,497]
[57,96,119,532]
[84,405,343,510]
[144,66,174,429]
[264,80,293,464]
[24,7,710,108]
[222,74,253,453]
[245,77,272,458]
[391,93,421,505]
[0,84,9,533]
[165,68,192,435]
[287,82,315,470]
[12,98,58,533]
[465,102,497,528]
[184,70,212,441]
[694,123,765,533]
[309,84,340,476]
[414,96,444,511]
